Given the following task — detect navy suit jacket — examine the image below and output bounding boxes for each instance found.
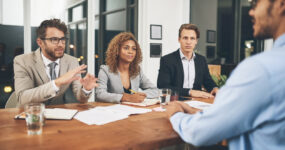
[157,49,217,96]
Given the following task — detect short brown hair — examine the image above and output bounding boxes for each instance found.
[37,19,67,38]
[179,24,200,38]
[105,32,142,78]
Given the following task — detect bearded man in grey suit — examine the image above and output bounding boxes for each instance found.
[14,19,98,106]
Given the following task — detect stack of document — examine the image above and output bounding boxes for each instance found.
[122,98,160,107]
[74,104,152,125]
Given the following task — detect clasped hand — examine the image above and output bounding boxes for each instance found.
[165,101,199,118]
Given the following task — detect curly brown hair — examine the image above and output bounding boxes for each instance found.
[105,32,142,78]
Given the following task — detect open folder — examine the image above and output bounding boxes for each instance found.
[14,108,78,120]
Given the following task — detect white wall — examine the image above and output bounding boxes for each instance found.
[2,0,23,25]
[191,0,217,60]
[138,0,190,85]
[264,39,273,51]
[31,0,67,26]
[0,0,4,24]
[1,0,66,26]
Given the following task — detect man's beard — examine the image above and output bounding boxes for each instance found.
[254,26,273,40]
[254,3,275,40]
[45,46,64,60]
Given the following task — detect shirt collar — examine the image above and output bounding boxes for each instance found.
[41,50,60,67]
[273,33,285,49]
[179,48,196,61]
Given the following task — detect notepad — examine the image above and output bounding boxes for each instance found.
[14,108,78,120]
[122,98,160,107]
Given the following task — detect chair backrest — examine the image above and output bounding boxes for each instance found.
[208,64,221,77]
[5,92,18,108]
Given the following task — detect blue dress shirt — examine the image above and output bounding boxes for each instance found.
[170,33,285,150]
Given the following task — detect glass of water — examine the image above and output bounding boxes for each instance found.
[159,89,171,108]
[25,103,45,135]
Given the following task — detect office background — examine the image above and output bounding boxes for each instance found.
[0,0,273,108]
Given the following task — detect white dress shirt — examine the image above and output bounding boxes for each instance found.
[41,52,60,92]
[179,49,196,89]
[41,52,91,95]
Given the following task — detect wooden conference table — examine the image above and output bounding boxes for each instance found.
[0,98,213,150]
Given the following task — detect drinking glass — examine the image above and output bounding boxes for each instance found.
[159,89,171,108]
[25,103,45,135]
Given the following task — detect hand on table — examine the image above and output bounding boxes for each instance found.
[121,92,146,103]
[210,87,219,96]
[190,90,214,98]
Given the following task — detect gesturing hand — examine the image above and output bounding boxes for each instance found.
[55,65,87,87]
[80,73,98,91]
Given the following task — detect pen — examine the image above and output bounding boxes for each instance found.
[129,89,136,94]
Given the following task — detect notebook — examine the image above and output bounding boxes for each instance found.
[122,98,160,107]
[14,108,78,120]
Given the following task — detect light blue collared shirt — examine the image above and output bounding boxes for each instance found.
[170,34,285,150]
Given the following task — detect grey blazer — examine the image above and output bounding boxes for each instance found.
[95,65,159,103]
[14,48,90,106]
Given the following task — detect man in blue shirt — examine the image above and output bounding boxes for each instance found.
[165,0,285,150]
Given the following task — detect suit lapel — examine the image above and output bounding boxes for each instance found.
[175,50,184,87]
[116,71,124,93]
[193,55,200,87]
[34,49,50,84]
[59,55,68,77]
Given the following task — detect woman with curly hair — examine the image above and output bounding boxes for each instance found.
[95,32,158,103]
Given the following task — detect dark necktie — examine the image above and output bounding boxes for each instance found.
[48,62,57,80]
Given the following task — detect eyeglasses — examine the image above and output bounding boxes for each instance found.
[41,37,68,44]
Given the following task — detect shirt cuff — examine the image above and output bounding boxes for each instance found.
[82,87,92,95]
[51,80,60,93]
[170,112,185,125]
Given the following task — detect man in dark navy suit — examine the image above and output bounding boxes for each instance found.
[157,24,218,98]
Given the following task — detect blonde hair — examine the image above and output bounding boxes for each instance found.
[105,32,142,78]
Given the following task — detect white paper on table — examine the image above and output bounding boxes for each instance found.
[74,108,129,125]
[152,107,166,112]
[184,101,212,110]
[96,104,152,115]
[122,98,160,107]
[74,105,151,125]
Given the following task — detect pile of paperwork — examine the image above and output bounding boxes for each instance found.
[74,104,151,125]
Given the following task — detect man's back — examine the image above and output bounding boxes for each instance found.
[224,37,285,149]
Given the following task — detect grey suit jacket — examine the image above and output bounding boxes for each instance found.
[14,48,90,106]
[95,65,159,103]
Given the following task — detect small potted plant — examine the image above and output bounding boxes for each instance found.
[211,74,227,88]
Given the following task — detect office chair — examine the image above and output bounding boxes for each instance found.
[5,92,18,108]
